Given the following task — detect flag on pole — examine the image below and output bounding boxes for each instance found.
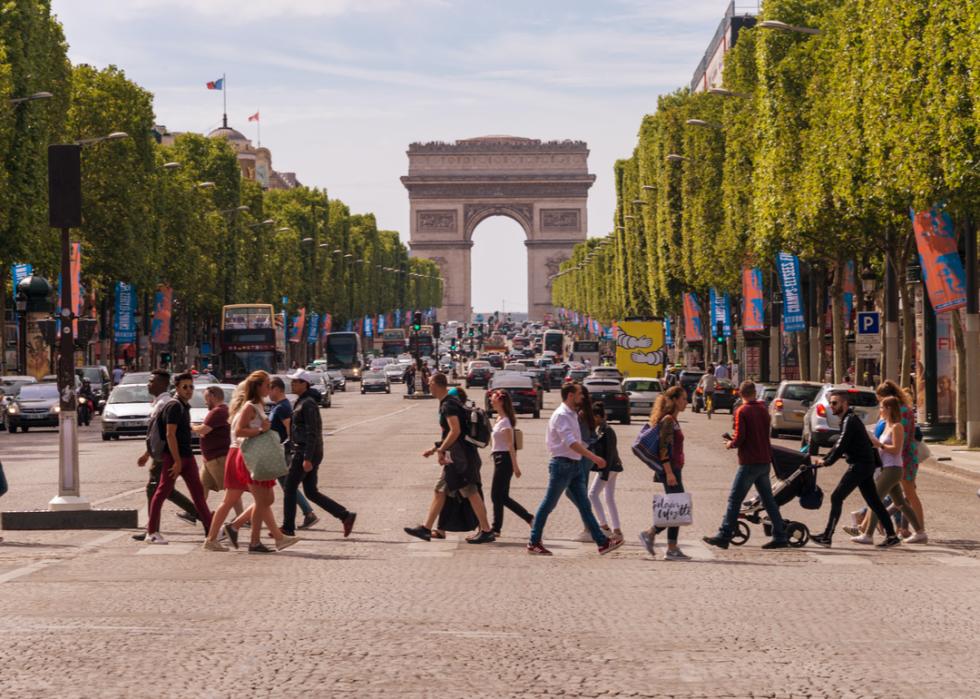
[206,78,224,90]
[248,111,260,122]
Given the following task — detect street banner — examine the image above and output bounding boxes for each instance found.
[742,268,765,332]
[911,207,967,312]
[394,309,401,328]
[664,316,673,347]
[683,293,703,343]
[289,308,306,343]
[11,263,32,322]
[776,252,806,332]
[345,319,353,332]
[378,314,386,332]
[709,288,732,338]
[306,312,320,344]
[364,316,373,337]
[842,260,856,330]
[151,285,172,344]
[70,242,81,331]
[322,313,332,336]
[113,282,137,343]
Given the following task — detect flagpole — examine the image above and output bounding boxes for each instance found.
[222,72,227,127]
[257,114,261,147]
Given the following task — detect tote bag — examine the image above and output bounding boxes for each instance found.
[240,430,288,481]
[653,492,693,527]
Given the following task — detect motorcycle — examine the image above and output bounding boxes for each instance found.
[77,396,92,426]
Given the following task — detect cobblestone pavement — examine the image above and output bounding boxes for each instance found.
[1,385,979,698]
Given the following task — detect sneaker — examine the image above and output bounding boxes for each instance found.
[702,535,730,550]
[638,530,655,556]
[904,531,928,544]
[574,529,593,543]
[404,525,431,542]
[223,523,239,550]
[145,532,168,545]
[526,541,553,556]
[202,539,228,552]
[176,511,197,526]
[664,547,691,561]
[248,543,274,554]
[809,534,832,548]
[598,537,624,555]
[600,524,612,535]
[131,532,147,542]
[342,512,357,538]
[276,535,301,551]
[466,530,496,544]
[761,539,789,549]
[849,510,863,528]
[850,534,874,545]
[841,525,861,537]
[298,512,319,530]
[877,535,902,548]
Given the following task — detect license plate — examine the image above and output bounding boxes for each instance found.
[635,402,650,408]
[123,420,144,428]
[25,413,48,420]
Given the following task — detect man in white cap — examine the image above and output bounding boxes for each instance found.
[280,369,357,537]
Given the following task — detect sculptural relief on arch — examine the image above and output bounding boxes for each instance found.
[401,136,595,321]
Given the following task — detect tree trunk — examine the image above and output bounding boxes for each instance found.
[831,259,846,383]
[797,331,809,380]
[896,235,916,390]
[816,272,828,381]
[951,309,967,441]
[0,266,8,374]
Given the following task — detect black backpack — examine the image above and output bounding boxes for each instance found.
[459,399,492,449]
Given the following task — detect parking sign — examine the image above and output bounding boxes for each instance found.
[856,311,881,359]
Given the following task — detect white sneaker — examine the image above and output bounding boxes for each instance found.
[575,529,593,543]
[664,547,691,561]
[850,534,874,545]
[904,531,928,544]
[849,510,863,528]
[145,532,168,545]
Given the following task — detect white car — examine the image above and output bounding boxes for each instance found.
[101,383,155,440]
[189,384,237,450]
[802,384,880,456]
[589,366,623,382]
[623,377,663,416]
[503,362,527,373]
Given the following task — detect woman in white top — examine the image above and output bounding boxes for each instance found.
[489,390,533,535]
[855,396,923,544]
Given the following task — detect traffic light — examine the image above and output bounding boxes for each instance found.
[432,322,441,339]
[412,311,422,332]
[456,326,463,339]
[468,327,474,338]
[715,321,725,344]
[160,351,172,364]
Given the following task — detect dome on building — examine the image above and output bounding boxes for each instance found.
[207,125,248,142]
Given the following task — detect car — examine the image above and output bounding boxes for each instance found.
[732,382,781,413]
[693,379,739,414]
[370,357,395,371]
[119,371,153,386]
[564,367,591,384]
[100,383,156,440]
[545,363,567,384]
[486,373,541,419]
[311,372,334,407]
[5,381,61,432]
[76,365,111,412]
[192,373,220,384]
[326,370,347,392]
[384,364,407,383]
[525,366,551,392]
[361,370,390,394]
[623,377,662,416]
[582,378,631,425]
[801,384,880,455]
[589,366,623,382]
[0,376,38,430]
[503,362,527,373]
[189,384,237,450]
[484,354,505,370]
[678,370,705,402]
[465,361,494,388]
[769,381,823,437]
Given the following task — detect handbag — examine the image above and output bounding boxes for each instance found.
[513,428,523,451]
[632,422,666,477]
[653,492,693,527]
[240,430,288,480]
[915,439,931,462]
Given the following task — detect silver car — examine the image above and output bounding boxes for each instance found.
[101,383,155,440]
[802,384,880,455]
[623,377,662,416]
[770,381,823,437]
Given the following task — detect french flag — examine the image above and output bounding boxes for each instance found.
[206,78,224,90]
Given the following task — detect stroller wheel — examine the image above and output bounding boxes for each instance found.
[730,521,750,546]
[786,521,809,548]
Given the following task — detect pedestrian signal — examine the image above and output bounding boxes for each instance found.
[412,311,422,332]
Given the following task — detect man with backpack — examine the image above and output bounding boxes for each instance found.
[404,372,495,544]
[132,369,203,542]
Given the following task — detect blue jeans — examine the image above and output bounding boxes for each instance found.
[717,463,786,542]
[529,456,608,546]
[0,460,7,498]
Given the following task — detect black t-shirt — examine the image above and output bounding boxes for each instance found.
[438,395,466,443]
[161,399,193,458]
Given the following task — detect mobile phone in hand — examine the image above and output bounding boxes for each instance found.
[722,433,732,441]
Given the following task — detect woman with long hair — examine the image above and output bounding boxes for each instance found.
[489,390,533,534]
[638,385,690,561]
[203,371,298,553]
[574,386,600,542]
[587,402,623,543]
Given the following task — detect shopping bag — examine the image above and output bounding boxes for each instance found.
[653,492,693,527]
[240,430,289,480]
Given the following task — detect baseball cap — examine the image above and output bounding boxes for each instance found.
[288,369,319,386]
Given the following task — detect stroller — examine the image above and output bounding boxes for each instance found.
[731,445,822,548]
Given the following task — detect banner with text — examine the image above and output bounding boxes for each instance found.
[683,293,703,343]
[307,312,320,344]
[709,288,732,338]
[114,282,137,343]
[776,252,806,332]
[911,207,967,313]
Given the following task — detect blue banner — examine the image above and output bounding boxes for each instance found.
[378,314,386,332]
[709,289,732,338]
[664,316,673,347]
[306,312,320,344]
[364,315,373,337]
[345,319,353,332]
[114,282,137,343]
[394,309,401,328]
[776,252,806,332]
[11,263,32,321]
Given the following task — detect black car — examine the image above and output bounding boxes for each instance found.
[465,363,494,388]
[583,380,631,425]
[5,382,61,432]
[486,377,542,419]
[546,364,567,386]
[360,371,391,394]
[525,367,551,392]
[693,379,739,414]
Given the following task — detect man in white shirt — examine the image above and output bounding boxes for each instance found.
[527,382,624,556]
[714,362,729,380]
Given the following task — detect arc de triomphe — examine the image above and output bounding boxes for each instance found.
[401,136,596,321]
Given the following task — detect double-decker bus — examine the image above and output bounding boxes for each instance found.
[219,304,285,383]
[571,339,600,366]
[408,329,434,358]
[325,331,363,381]
[381,328,408,357]
[543,329,565,359]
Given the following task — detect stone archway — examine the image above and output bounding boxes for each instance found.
[401,136,595,321]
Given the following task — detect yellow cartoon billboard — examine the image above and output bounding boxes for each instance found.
[615,319,666,379]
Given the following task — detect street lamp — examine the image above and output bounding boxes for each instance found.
[860,266,877,302]
[195,181,215,189]
[162,161,181,170]
[665,154,687,163]
[7,91,53,105]
[75,131,129,147]
[758,19,822,35]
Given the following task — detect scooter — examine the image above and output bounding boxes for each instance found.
[77,396,92,426]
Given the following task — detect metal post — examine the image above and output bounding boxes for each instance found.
[922,289,939,432]
[965,216,979,447]
[768,270,781,383]
[808,266,820,380]
[884,234,900,382]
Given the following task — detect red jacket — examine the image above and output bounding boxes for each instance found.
[730,400,772,465]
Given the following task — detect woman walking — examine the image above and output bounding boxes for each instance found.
[638,386,690,561]
[203,371,298,553]
[489,390,534,535]
[879,381,927,542]
[851,396,923,545]
[587,402,623,543]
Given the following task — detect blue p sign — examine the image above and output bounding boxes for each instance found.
[857,311,880,335]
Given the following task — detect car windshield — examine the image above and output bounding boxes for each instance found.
[107,385,153,403]
[364,372,385,380]
[625,380,661,392]
[834,390,879,407]
[19,384,59,400]
[783,384,821,401]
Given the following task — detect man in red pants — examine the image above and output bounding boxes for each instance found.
[144,372,213,544]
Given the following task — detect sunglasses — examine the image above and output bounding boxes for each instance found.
[829,401,840,407]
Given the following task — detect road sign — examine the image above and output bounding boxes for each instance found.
[856,311,881,359]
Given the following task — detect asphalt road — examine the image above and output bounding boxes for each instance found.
[1,380,978,698]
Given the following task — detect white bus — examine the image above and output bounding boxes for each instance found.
[571,339,600,366]
[543,329,565,359]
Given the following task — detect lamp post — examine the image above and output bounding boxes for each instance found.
[965,216,980,447]
[860,265,877,387]
[769,277,782,383]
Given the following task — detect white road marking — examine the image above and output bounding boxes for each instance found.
[806,551,873,566]
[92,487,144,506]
[136,543,196,555]
[326,404,420,436]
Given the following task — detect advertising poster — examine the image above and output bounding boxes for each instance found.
[306,312,320,344]
[683,293,703,343]
[911,207,967,313]
[776,252,806,332]
[742,268,765,332]
[114,282,137,343]
[322,313,332,337]
[842,260,856,330]
[289,308,306,343]
[664,316,673,347]
[70,242,81,331]
[615,319,666,379]
[151,285,172,344]
[364,315,373,337]
[709,288,732,337]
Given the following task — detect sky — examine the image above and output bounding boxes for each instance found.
[51,0,736,313]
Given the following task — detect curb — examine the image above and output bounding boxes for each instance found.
[920,458,980,484]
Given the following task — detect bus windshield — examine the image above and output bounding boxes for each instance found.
[326,333,360,368]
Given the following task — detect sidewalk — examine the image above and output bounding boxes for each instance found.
[921,442,980,482]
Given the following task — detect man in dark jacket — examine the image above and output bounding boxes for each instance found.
[810,389,900,548]
[704,381,788,549]
[281,370,356,538]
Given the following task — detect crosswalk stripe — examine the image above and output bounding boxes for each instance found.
[136,543,197,555]
[806,551,873,565]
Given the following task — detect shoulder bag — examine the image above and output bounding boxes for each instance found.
[240,429,288,481]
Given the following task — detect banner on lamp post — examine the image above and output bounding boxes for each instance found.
[306,312,320,344]
[710,289,732,337]
[742,268,765,332]
[911,207,967,312]
[151,285,173,344]
[776,252,806,332]
[114,282,137,343]
[289,308,306,343]
[683,293,703,343]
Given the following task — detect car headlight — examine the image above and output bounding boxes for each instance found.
[53,405,61,414]
[7,404,18,414]
[103,410,118,420]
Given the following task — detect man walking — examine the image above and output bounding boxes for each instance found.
[133,370,203,541]
[144,372,214,544]
[404,372,495,544]
[811,389,901,548]
[527,382,623,556]
[281,370,356,537]
[268,376,317,529]
[703,381,788,550]
[191,385,241,516]
[697,369,718,417]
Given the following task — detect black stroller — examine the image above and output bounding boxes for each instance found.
[731,445,821,548]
